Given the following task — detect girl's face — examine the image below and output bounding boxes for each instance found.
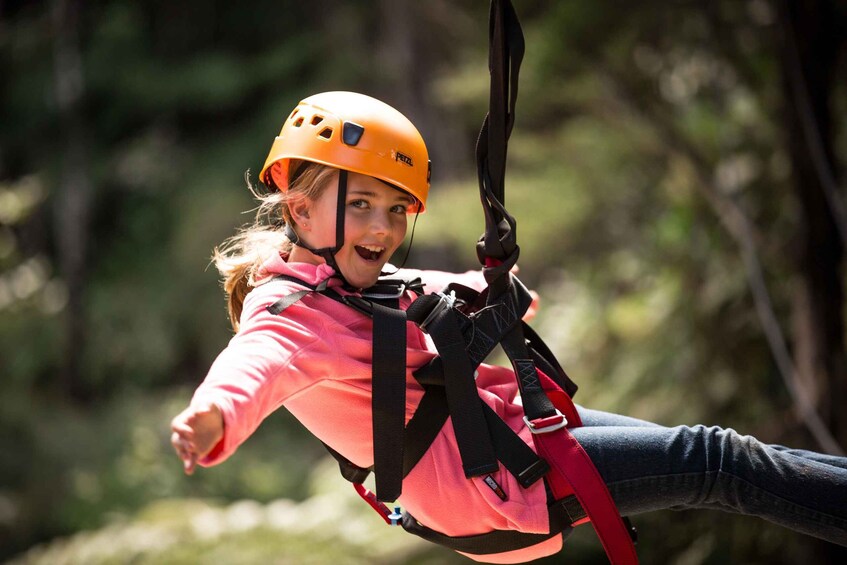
[294,171,415,289]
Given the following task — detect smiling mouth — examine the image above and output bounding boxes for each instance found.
[355,244,386,262]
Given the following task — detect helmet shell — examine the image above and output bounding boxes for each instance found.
[260,91,430,211]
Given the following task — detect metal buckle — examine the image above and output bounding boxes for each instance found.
[362,282,406,300]
[419,291,456,333]
[524,410,568,434]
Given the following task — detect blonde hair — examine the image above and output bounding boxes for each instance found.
[213,160,338,331]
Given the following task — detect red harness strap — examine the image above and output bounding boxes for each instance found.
[530,373,639,565]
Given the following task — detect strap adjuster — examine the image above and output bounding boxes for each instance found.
[363,282,406,300]
[524,410,567,434]
[419,291,457,333]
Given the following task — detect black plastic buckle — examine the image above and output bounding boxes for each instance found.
[516,458,550,488]
[342,295,375,317]
[362,282,406,300]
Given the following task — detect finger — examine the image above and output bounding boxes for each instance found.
[184,452,198,475]
[171,421,195,439]
[171,431,188,454]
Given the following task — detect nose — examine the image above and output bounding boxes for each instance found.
[369,209,390,235]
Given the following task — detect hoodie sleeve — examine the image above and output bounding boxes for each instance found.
[190,286,327,466]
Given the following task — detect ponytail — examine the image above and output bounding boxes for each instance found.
[214,230,291,331]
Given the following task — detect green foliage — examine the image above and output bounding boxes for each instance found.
[0,387,329,557]
[2,0,844,563]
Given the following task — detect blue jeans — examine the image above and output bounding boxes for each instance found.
[572,406,847,546]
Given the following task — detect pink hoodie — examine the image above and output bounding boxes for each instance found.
[191,253,562,562]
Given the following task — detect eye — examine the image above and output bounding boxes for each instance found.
[391,204,409,214]
[349,199,369,209]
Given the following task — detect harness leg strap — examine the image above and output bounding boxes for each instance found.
[530,427,638,565]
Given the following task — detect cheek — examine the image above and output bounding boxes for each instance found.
[342,213,366,240]
[392,216,408,239]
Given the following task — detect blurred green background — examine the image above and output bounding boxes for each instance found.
[2,0,847,563]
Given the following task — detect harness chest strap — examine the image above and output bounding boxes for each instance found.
[265,276,548,495]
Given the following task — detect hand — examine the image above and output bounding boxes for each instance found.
[170,402,224,475]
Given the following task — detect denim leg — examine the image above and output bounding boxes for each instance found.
[768,444,847,471]
[571,423,847,546]
[575,405,665,428]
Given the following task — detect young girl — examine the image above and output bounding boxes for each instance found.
[171,91,847,563]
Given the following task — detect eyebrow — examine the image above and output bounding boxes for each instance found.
[348,190,415,204]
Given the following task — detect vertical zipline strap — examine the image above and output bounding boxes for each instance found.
[470,1,639,563]
[476,0,524,267]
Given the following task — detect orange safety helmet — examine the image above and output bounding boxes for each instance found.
[260,91,431,212]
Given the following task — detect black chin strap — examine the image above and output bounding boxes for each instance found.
[285,170,350,285]
[380,203,422,277]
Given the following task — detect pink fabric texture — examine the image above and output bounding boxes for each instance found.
[191,253,556,562]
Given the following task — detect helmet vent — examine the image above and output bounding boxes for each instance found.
[318,127,333,139]
[311,115,324,126]
[293,117,304,127]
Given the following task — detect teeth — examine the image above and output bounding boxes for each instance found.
[360,244,384,253]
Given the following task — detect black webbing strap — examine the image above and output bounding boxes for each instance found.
[265,274,420,500]
[475,0,524,267]
[402,384,448,475]
[485,0,523,205]
[280,171,348,279]
[370,299,408,502]
[326,375,549,492]
[322,441,371,484]
[266,277,331,315]
[401,491,584,555]
[322,381,448,486]
[426,306,498,478]
[480,402,550,487]
[405,277,550,485]
[521,322,579,397]
[500,325,558,421]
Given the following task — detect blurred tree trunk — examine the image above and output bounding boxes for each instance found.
[780,0,847,454]
[52,0,91,400]
[377,0,468,179]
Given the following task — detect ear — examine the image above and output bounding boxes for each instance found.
[288,198,312,229]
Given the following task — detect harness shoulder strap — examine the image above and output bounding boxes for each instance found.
[264,275,339,315]
[370,298,407,501]
[264,273,422,503]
